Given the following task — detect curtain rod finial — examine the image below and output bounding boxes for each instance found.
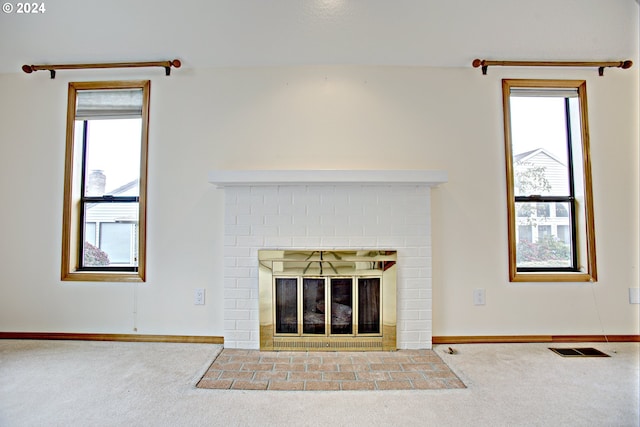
[171,59,182,68]
[622,60,633,69]
[471,59,483,68]
[22,65,34,73]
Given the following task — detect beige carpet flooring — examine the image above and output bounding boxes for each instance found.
[1,340,638,426]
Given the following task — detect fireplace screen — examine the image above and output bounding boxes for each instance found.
[259,250,396,351]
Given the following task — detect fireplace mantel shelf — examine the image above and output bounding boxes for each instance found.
[208,170,448,188]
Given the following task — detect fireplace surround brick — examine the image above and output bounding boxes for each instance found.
[219,182,437,350]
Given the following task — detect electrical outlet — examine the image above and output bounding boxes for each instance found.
[629,288,640,304]
[473,288,486,306]
[194,288,205,305]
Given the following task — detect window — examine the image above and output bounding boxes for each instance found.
[61,81,150,281]
[502,79,596,282]
[518,225,533,243]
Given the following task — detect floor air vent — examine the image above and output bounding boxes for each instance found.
[549,347,610,357]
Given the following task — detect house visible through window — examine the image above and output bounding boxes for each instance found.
[61,81,149,282]
[502,79,597,282]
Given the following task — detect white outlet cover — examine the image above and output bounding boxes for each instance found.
[473,288,486,305]
[194,288,205,305]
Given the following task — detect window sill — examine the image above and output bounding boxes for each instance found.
[510,271,596,283]
[62,270,145,282]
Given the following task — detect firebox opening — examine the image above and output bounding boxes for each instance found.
[259,250,397,351]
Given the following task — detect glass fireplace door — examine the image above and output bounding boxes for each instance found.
[275,278,298,334]
[303,278,326,334]
[358,277,381,334]
[274,275,381,337]
[330,278,353,334]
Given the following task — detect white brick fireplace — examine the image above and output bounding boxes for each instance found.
[209,170,447,350]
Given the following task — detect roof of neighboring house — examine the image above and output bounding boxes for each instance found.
[514,148,566,167]
[106,179,139,196]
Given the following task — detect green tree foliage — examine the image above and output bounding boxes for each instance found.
[514,161,551,195]
[84,241,110,266]
[517,236,571,265]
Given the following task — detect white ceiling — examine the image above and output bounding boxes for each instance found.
[0,0,638,74]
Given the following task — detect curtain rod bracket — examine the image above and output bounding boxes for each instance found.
[49,69,56,79]
[472,58,632,76]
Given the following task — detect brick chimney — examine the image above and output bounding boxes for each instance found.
[86,170,106,196]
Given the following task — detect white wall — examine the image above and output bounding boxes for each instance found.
[0,64,638,339]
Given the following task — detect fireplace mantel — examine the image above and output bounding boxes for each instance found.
[208,170,447,188]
